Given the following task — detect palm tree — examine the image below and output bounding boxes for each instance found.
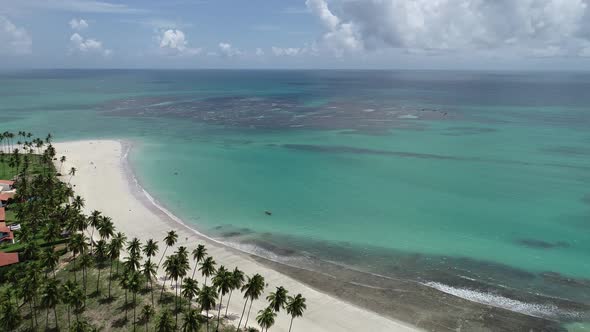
[59,155,66,172]
[88,210,101,250]
[212,266,232,331]
[142,259,158,306]
[285,294,307,332]
[191,244,207,279]
[0,299,22,331]
[119,270,132,322]
[140,304,155,332]
[94,240,108,294]
[256,307,277,332]
[62,279,78,329]
[181,277,199,312]
[127,237,142,259]
[40,278,61,331]
[155,309,175,332]
[107,236,124,298]
[267,286,289,313]
[225,267,245,317]
[157,230,178,273]
[143,238,159,260]
[98,215,115,241]
[41,246,60,278]
[68,166,77,184]
[199,256,217,286]
[19,275,39,330]
[128,271,142,332]
[79,253,93,296]
[197,285,218,332]
[236,274,265,332]
[182,308,201,332]
[68,233,88,281]
[111,231,127,276]
[73,195,85,211]
[70,319,98,332]
[162,254,186,326]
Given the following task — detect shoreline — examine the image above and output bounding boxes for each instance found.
[55,139,421,332]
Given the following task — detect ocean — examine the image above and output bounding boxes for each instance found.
[1,69,589,330]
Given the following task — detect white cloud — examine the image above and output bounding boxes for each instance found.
[69,32,111,56]
[306,0,590,57]
[0,16,32,55]
[255,48,264,56]
[218,42,241,57]
[69,18,88,30]
[272,46,301,56]
[271,43,318,57]
[158,29,201,56]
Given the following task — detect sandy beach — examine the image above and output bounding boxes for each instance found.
[55,139,420,332]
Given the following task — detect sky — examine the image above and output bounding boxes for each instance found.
[1,0,590,70]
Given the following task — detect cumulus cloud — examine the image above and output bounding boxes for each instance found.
[69,32,111,56]
[0,16,32,55]
[158,29,201,56]
[306,0,590,57]
[255,48,264,56]
[69,18,88,30]
[272,46,301,56]
[218,42,241,57]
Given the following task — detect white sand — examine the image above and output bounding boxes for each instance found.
[55,139,420,332]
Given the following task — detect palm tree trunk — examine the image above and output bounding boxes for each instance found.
[96,266,101,294]
[175,277,179,328]
[108,259,114,298]
[125,289,128,321]
[245,300,254,329]
[191,263,198,279]
[216,293,224,331]
[160,279,166,301]
[133,291,137,332]
[289,316,294,332]
[156,246,168,273]
[225,290,233,317]
[150,279,154,306]
[54,307,59,330]
[236,299,248,332]
[46,308,49,331]
[29,301,34,331]
[206,309,210,332]
[67,305,71,330]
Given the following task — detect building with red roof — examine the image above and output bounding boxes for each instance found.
[0,180,14,186]
[0,192,15,203]
[0,222,14,243]
[0,252,19,267]
[0,207,4,222]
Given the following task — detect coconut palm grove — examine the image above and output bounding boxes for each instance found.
[0,131,307,332]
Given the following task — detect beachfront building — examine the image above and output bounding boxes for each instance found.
[0,180,14,191]
[0,224,14,244]
[0,252,19,267]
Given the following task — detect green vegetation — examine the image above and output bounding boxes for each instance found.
[0,131,308,332]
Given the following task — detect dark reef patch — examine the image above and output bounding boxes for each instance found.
[442,126,498,136]
[541,146,590,156]
[98,94,450,132]
[516,238,570,249]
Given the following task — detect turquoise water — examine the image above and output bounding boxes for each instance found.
[1,70,590,326]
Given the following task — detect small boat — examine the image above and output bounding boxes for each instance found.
[265,210,272,216]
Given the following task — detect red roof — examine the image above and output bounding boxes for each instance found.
[0,192,14,201]
[0,180,14,186]
[0,207,4,221]
[0,252,19,267]
[0,222,13,242]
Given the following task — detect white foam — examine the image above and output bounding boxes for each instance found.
[424,281,579,319]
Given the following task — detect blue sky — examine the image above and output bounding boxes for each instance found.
[2,0,590,70]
